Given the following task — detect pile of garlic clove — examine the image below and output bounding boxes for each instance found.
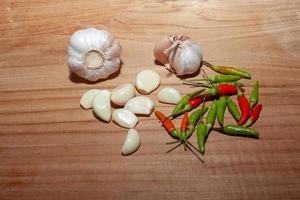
[80,69,162,156]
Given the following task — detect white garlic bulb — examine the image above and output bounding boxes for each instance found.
[153,35,203,76]
[68,28,122,81]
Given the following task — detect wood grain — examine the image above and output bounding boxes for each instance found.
[1,0,300,199]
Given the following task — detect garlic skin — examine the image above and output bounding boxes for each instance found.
[136,69,160,94]
[112,109,138,129]
[153,37,172,64]
[121,129,141,156]
[68,28,122,81]
[92,90,112,122]
[153,35,203,76]
[111,83,135,106]
[157,87,181,104]
[80,89,101,109]
[124,96,154,115]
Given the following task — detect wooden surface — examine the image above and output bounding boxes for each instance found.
[1,0,300,199]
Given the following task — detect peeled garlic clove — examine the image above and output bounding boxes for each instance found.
[92,90,112,122]
[136,69,160,94]
[157,87,181,104]
[124,96,154,115]
[111,83,135,106]
[121,129,141,156]
[112,109,138,129]
[80,89,101,109]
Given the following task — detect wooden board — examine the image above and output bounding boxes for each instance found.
[1,0,300,199]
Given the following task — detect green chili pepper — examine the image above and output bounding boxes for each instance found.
[219,82,244,88]
[183,81,244,89]
[226,97,241,121]
[214,125,259,138]
[171,89,204,116]
[208,65,251,79]
[206,100,217,135]
[188,75,241,83]
[216,96,227,126]
[186,107,208,138]
[196,122,207,155]
[250,81,259,109]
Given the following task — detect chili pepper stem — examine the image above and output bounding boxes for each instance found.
[166,141,180,145]
[166,143,182,153]
[202,60,213,67]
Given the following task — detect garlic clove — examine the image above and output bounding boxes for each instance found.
[92,90,112,122]
[153,36,173,64]
[157,87,181,104]
[136,69,160,94]
[121,129,141,156]
[112,109,138,129]
[124,96,154,115]
[111,83,135,106]
[80,89,101,109]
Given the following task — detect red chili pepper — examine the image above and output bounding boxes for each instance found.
[202,84,238,96]
[180,112,189,132]
[155,111,180,138]
[237,87,250,125]
[188,95,207,108]
[244,104,262,127]
[218,84,238,96]
[171,95,212,118]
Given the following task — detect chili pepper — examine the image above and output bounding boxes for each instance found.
[244,104,262,127]
[188,75,241,83]
[183,81,244,89]
[206,100,217,135]
[213,125,259,138]
[219,82,244,88]
[202,84,238,96]
[250,81,259,109]
[171,89,204,117]
[196,122,207,155]
[171,95,211,117]
[237,86,250,125]
[207,65,251,79]
[226,97,241,121]
[180,112,189,133]
[155,111,180,139]
[186,107,209,138]
[216,96,227,126]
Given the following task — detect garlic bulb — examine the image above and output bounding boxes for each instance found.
[153,35,203,76]
[68,28,122,81]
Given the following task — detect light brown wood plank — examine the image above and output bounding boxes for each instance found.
[1,0,300,199]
